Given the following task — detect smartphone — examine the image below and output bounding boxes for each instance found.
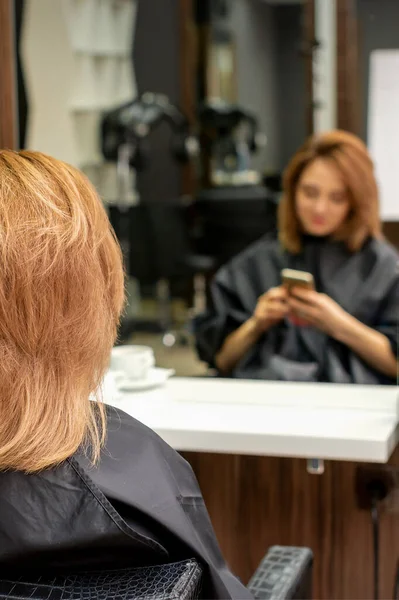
[281,269,315,327]
[281,268,315,292]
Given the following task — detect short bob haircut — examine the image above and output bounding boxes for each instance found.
[279,129,382,254]
[0,151,125,473]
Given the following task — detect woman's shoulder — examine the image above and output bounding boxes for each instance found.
[366,237,399,268]
[104,404,176,458]
[98,405,196,495]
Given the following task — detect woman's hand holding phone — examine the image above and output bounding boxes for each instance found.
[287,287,350,336]
[252,286,289,332]
[217,286,289,374]
[252,276,349,336]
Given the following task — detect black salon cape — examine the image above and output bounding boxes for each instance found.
[195,235,398,384]
[0,406,252,600]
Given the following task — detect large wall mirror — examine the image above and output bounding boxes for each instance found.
[1,0,397,385]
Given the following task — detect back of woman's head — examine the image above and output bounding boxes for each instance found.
[0,151,125,472]
[279,129,382,253]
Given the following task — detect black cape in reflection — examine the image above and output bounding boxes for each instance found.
[195,235,398,384]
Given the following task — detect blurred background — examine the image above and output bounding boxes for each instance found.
[0,0,398,375]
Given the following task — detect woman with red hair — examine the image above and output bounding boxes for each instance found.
[196,130,398,384]
[0,150,251,600]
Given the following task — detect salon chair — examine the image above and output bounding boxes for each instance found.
[0,546,313,600]
[109,203,215,344]
[263,173,283,195]
[194,101,278,267]
[102,93,210,345]
[195,185,278,266]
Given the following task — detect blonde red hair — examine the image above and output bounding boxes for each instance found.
[279,129,382,254]
[0,150,125,472]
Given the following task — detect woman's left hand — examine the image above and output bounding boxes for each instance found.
[287,287,350,337]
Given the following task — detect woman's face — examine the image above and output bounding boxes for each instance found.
[295,158,350,237]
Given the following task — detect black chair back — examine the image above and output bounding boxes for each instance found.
[0,559,203,600]
[137,204,194,281]
[110,203,195,286]
[195,185,278,265]
[248,546,313,600]
[109,205,157,284]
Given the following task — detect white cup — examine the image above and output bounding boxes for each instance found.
[110,345,155,381]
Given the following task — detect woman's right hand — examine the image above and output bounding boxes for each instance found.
[216,286,288,374]
[252,286,289,332]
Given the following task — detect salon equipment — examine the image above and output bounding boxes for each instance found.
[264,173,283,194]
[199,100,266,186]
[101,92,198,206]
[0,547,313,600]
[195,185,278,266]
[0,561,203,600]
[101,95,201,343]
[248,546,313,600]
[109,202,215,344]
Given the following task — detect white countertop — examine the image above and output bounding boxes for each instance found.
[104,376,399,464]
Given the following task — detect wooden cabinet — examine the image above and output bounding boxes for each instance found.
[184,447,399,599]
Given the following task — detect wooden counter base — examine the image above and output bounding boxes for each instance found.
[183,448,399,599]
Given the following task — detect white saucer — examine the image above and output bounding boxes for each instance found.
[114,368,175,392]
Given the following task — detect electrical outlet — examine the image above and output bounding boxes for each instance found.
[355,465,399,512]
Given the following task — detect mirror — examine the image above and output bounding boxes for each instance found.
[11,0,398,385]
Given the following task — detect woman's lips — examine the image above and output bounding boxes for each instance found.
[311,216,326,226]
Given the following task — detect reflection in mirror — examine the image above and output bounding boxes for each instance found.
[12,0,398,384]
[194,0,397,385]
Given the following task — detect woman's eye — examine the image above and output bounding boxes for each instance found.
[302,186,319,198]
[330,194,347,205]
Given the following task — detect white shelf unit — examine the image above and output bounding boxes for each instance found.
[21,0,137,204]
